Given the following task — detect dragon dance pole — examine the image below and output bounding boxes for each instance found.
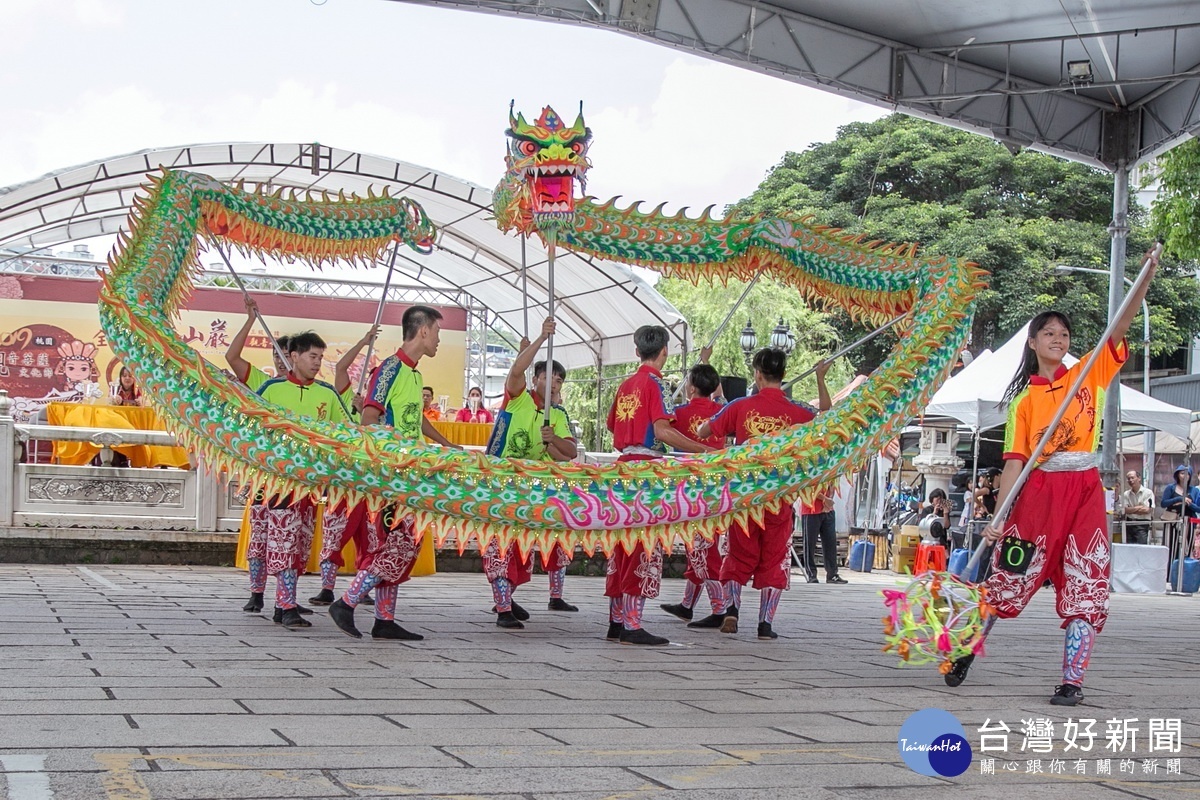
[521,237,530,340]
[212,241,292,372]
[544,231,557,427]
[355,243,400,397]
[781,312,909,392]
[964,242,1162,575]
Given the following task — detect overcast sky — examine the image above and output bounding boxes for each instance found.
[4,0,884,214]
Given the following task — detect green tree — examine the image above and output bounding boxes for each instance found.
[736,114,1200,365]
[1151,138,1200,261]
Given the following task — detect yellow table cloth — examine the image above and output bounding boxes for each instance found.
[47,402,191,469]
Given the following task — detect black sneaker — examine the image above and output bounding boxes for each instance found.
[827,575,849,585]
[308,589,335,605]
[360,593,374,607]
[620,627,669,646]
[725,604,739,618]
[805,577,819,584]
[687,613,726,629]
[606,622,624,641]
[1050,683,1084,706]
[510,601,530,621]
[660,602,694,621]
[944,654,975,688]
[757,622,779,640]
[720,616,739,634]
[280,608,311,629]
[272,607,283,624]
[328,598,362,639]
[371,619,423,641]
[496,611,525,629]
[242,592,264,612]
[548,598,579,612]
[295,604,313,616]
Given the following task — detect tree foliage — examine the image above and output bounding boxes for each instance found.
[735,114,1200,366]
[561,115,1200,447]
[1151,137,1200,262]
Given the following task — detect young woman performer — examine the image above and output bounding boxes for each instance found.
[945,249,1158,705]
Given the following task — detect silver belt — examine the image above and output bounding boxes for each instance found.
[1038,452,1099,472]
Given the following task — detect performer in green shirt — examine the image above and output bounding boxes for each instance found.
[329,305,457,641]
[484,317,579,629]
[255,331,349,629]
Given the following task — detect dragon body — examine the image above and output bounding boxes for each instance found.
[98,108,985,558]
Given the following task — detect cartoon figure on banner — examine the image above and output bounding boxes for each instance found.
[55,340,99,396]
[0,325,100,420]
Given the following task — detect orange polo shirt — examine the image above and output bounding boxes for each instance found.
[1003,338,1128,465]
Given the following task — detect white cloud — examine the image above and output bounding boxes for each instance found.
[585,58,882,212]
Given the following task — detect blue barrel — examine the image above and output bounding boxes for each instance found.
[948,548,970,577]
[1169,557,1200,593]
[848,539,874,573]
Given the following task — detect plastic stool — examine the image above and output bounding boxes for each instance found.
[914,542,948,575]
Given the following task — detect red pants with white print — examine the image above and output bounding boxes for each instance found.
[719,507,793,591]
[263,497,316,575]
[318,501,370,570]
[604,453,666,599]
[541,541,574,570]
[982,467,1110,632]
[482,540,534,587]
[684,531,726,585]
[605,541,666,599]
[357,509,420,587]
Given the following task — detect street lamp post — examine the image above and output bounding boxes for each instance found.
[739,320,758,370]
[1054,265,1153,479]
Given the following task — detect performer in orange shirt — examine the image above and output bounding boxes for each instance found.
[945,248,1158,706]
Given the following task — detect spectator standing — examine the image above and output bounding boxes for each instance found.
[1118,471,1154,545]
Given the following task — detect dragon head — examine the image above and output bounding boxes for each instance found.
[499,104,591,235]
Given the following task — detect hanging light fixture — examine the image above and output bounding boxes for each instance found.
[770,317,794,353]
[739,320,758,357]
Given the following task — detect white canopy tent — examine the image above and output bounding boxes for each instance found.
[1120,419,1200,455]
[0,142,690,371]
[926,323,1192,440]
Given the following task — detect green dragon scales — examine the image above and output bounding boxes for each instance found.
[98,108,986,559]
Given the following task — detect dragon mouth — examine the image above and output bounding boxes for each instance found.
[526,165,579,218]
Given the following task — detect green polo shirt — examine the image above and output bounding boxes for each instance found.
[257,375,349,424]
[486,389,573,460]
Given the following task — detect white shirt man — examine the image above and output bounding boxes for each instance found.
[1119,471,1155,545]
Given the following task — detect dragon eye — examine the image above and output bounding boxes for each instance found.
[570,142,584,154]
[520,141,537,156]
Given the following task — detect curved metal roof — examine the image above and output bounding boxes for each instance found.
[394,0,1200,169]
[0,142,689,369]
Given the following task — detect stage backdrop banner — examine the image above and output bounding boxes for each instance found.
[0,274,467,422]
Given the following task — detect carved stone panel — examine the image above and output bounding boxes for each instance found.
[26,475,185,508]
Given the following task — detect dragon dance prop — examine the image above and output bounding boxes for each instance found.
[882,574,992,669]
[98,105,985,561]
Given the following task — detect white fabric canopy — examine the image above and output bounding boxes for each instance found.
[0,143,689,370]
[1120,419,1200,454]
[925,323,1192,440]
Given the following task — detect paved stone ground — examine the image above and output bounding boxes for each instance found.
[0,564,1196,799]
